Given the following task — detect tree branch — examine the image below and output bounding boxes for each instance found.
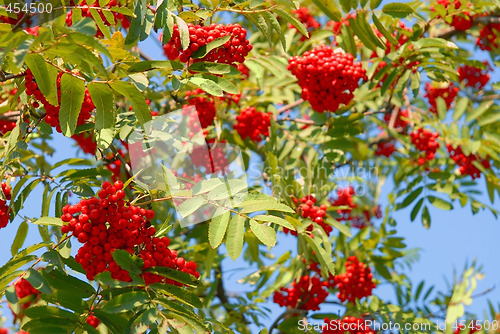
[277,99,304,114]
[0,70,26,82]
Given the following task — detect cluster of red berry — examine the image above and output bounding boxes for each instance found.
[0,182,11,229]
[86,314,100,328]
[288,45,367,113]
[162,23,252,65]
[0,120,16,136]
[72,133,98,155]
[290,8,320,40]
[13,278,41,317]
[323,316,377,334]
[234,107,271,142]
[458,63,491,89]
[424,83,459,114]
[410,128,440,166]
[25,69,95,133]
[447,144,490,179]
[184,89,241,129]
[61,181,199,283]
[375,140,397,157]
[477,21,500,51]
[433,0,474,31]
[65,0,130,38]
[331,256,376,304]
[273,275,329,311]
[237,63,250,79]
[285,195,331,236]
[330,186,357,221]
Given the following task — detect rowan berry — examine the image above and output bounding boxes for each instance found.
[331,256,376,304]
[162,23,252,66]
[447,144,490,179]
[0,182,12,229]
[288,46,366,113]
[424,82,459,114]
[63,181,200,285]
[458,62,491,89]
[234,107,271,142]
[410,128,440,165]
[273,275,329,311]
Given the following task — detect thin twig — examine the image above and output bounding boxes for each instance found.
[276,117,316,125]
[0,70,26,82]
[277,99,304,114]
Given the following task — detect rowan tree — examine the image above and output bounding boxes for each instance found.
[0,0,499,333]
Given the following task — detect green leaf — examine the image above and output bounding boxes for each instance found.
[149,283,202,308]
[453,96,469,121]
[349,14,385,51]
[111,81,152,125]
[112,249,145,275]
[382,2,413,18]
[33,216,63,227]
[42,268,95,298]
[188,62,239,75]
[304,235,335,276]
[209,211,230,248]
[59,73,86,137]
[249,219,277,247]
[239,201,295,214]
[177,197,207,217]
[225,214,246,260]
[201,74,239,94]
[23,305,80,321]
[339,0,351,12]
[428,196,453,210]
[87,82,114,130]
[372,14,399,45]
[340,24,357,56]
[173,14,190,50]
[410,198,424,221]
[102,291,150,313]
[465,100,494,123]
[144,267,199,287]
[399,187,423,209]
[253,214,295,230]
[370,0,383,9]
[262,11,286,51]
[191,35,231,59]
[25,268,53,294]
[11,221,29,256]
[124,0,145,47]
[310,0,342,21]
[421,205,431,228]
[274,8,308,38]
[325,218,352,237]
[24,54,59,106]
[187,77,223,96]
[89,8,111,39]
[126,60,184,72]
